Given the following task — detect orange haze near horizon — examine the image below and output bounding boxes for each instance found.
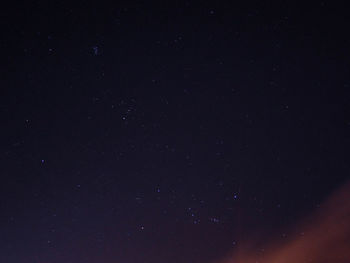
[219,182,350,263]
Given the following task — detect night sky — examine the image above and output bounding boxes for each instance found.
[1,1,350,263]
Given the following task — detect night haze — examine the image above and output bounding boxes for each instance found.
[1,1,350,263]
[220,182,350,263]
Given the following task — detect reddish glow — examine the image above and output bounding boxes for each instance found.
[220,182,350,263]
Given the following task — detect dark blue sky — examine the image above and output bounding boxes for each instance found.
[1,1,350,262]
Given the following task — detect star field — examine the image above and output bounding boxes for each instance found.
[1,1,350,263]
